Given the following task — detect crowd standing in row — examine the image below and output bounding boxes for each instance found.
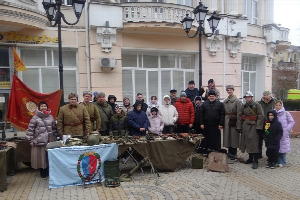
[25,79,296,178]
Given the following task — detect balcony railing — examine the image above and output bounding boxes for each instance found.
[121,2,194,24]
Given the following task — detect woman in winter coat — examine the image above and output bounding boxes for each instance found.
[26,101,57,178]
[127,101,149,136]
[159,95,178,134]
[148,107,164,135]
[275,100,295,167]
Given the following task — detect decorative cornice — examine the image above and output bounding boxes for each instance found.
[0,0,45,15]
[0,8,47,26]
[227,36,243,58]
[206,35,223,56]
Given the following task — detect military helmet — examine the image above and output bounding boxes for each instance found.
[243,91,254,98]
[87,134,100,146]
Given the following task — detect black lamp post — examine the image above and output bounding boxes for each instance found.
[42,0,86,107]
[181,2,221,88]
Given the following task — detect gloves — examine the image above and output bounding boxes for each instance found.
[237,129,242,133]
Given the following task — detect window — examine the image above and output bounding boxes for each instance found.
[63,0,72,5]
[177,0,193,7]
[0,48,11,88]
[294,54,297,62]
[244,0,258,24]
[20,48,78,101]
[122,51,195,103]
[242,56,256,98]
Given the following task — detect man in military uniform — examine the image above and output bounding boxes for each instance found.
[223,85,242,159]
[57,93,91,138]
[237,91,264,169]
[80,90,101,131]
[94,92,113,136]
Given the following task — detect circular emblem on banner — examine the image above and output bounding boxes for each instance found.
[26,101,37,112]
[77,151,101,181]
[20,97,38,118]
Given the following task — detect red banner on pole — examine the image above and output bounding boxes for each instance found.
[5,74,62,131]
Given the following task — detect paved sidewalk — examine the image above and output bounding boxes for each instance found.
[1,137,300,200]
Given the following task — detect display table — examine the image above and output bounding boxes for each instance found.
[118,139,200,172]
[0,147,16,192]
[48,143,118,189]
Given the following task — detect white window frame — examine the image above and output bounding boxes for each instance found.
[122,51,196,103]
[18,48,79,101]
[241,56,257,99]
[177,0,193,7]
[244,0,258,25]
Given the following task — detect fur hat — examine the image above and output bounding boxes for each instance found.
[83,90,92,96]
[96,92,105,98]
[225,85,234,90]
[208,90,216,96]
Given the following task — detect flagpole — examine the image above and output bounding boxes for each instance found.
[57,5,64,108]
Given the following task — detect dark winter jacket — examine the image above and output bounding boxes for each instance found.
[185,88,200,102]
[127,101,149,136]
[109,113,128,137]
[194,105,202,125]
[137,99,148,112]
[264,110,283,150]
[108,95,117,113]
[174,98,195,125]
[200,100,225,126]
[258,97,276,121]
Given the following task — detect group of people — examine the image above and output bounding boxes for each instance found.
[25,79,296,178]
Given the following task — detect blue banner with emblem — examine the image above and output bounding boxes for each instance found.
[48,143,118,189]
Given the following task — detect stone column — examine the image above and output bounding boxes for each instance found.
[264,0,274,24]
[202,0,218,12]
[225,0,238,15]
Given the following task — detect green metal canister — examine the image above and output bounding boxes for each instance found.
[191,156,203,169]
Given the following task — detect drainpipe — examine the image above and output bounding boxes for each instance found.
[222,0,226,98]
[85,1,91,90]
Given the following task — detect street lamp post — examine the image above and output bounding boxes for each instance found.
[42,0,86,107]
[181,2,221,88]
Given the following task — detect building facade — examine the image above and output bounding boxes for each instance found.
[273,45,300,99]
[0,0,290,124]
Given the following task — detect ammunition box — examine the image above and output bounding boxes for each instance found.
[191,156,203,169]
[104,160,120,179]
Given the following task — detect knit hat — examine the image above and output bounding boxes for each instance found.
[208,90,216,96]
[225,85,234,90]
[180,91,187,97]
[83,90,92,96]
[115,104,122,110]
[194,96,202,102]
[96,92,105,98]
[263,91,271,95]
[208,79,214,84]
[151,107,158,113]
[188,80,195,85]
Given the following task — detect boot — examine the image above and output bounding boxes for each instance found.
[252,162,258,169]
[244,154,253,164]
[252,154,259,169]
[266,161,271,168]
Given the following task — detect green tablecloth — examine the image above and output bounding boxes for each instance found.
[118,139,199,172]
[0,147,16,192]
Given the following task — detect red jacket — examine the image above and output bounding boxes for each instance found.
[174,98,195,125]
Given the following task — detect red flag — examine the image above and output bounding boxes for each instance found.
[5,74,62,131]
